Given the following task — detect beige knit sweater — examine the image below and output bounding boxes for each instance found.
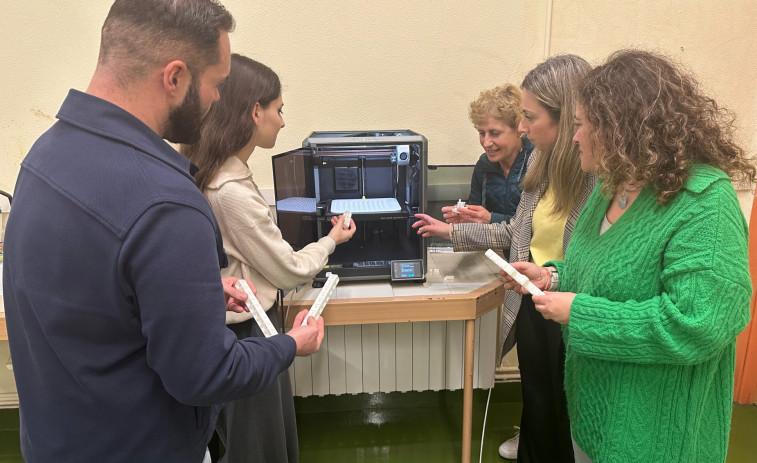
[205,156,336,324]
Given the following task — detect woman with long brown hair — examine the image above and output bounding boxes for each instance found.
[182,53,355,463]
[506,49,754,462]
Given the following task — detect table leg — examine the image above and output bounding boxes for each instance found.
[461,318,475,463]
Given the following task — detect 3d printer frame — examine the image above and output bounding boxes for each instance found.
[272,130,427,285]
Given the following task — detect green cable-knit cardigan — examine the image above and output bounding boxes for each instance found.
[551,164,751,463]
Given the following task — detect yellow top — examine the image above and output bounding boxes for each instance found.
[530,186,568,265]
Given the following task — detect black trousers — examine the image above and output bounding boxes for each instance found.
[515,295,574,463]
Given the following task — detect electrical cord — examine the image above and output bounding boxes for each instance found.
[479,386,492,463]
[283,285,302,331]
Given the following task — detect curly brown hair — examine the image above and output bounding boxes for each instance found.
[577,49,755,203]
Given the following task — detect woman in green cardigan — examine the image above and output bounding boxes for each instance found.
[504,49,755,462]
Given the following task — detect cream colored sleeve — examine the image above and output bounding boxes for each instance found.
[212,181,336,290]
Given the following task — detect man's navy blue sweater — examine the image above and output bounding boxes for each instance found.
[2,90,296,462]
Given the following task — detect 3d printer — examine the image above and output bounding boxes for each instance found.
[272,130,427,285]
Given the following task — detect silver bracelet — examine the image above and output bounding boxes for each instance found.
[546,266,559,291]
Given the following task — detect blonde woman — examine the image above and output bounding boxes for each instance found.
[414,55,593,462]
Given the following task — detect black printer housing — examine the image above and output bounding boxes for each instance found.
[272,130,427,285]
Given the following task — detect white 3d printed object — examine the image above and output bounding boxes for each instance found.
[485,249,545,296]
[302,272,340,326]
[234,279,278,337]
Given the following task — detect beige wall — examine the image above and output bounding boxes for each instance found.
[1,1,755,215]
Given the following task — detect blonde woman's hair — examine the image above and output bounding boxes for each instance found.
[520,54,591,216]
[468,83,522,130]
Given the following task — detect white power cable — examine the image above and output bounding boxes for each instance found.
[479,386,493,463]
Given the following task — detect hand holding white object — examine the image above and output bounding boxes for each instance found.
[494,258,575,325]
[287,310,325,356]
[234,280,278,337]
[221,276,252,313]
[485,250,544,296]
[442,204,491,224]
[496,261,543,294]
[328,214,357,244]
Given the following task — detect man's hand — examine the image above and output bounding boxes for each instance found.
[286,310,325,356]
[221,276,251,313]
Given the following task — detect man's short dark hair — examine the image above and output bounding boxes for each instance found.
[99,0,234,86]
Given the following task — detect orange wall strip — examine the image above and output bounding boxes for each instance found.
[734,189,757,404]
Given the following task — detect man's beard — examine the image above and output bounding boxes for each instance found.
[163,78,204,144]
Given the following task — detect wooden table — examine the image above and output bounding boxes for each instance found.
[0,295,19,408]
[284,250,505,463]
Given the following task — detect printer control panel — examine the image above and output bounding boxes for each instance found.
[390,259,424,281]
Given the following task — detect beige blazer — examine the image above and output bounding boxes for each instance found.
[451,152,596,357]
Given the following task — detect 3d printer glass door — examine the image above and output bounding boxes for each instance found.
[272,148,318,250]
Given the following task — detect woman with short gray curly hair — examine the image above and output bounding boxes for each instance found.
[441,83,534,225]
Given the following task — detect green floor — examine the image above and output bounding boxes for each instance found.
[295,382,523,462]
[295,383,757,462]
[0,382,755,462]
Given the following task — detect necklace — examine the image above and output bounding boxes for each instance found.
[617,184,643,209]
